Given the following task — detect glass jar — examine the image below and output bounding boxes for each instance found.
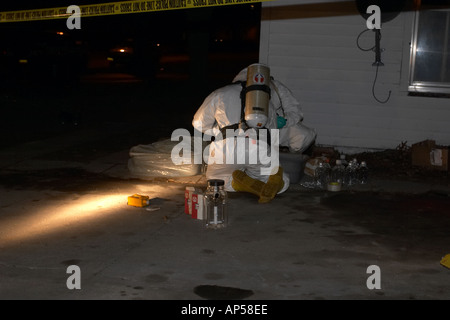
[204,179,228,229]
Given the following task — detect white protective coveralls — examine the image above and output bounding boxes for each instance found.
[192,67,316,193]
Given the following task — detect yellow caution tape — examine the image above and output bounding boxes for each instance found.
[0,0,272,23]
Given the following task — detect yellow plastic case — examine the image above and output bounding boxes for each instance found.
[441,254,450,269]
[127,194,149,207]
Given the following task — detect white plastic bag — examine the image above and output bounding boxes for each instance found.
[128,139,201,178]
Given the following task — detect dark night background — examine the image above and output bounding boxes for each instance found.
[0,1,261,151]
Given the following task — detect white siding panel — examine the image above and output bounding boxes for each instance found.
[260,1,450,150]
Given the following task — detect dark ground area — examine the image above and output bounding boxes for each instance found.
[0,77,207,149]
[347,147,449,186]
[312,143,449,188]
[0,56,248,148]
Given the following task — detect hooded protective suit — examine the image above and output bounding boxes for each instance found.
[192,66,316,193]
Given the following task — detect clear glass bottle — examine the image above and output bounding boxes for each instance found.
[358,161,369,184]
[315,160,331,189]
[344,158,359,186]
[204,179,228,229]
[322,159,331,187]
[331,159,345,185]
[314,162,324,189]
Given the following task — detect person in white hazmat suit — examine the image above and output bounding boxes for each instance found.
[192,64,316,203]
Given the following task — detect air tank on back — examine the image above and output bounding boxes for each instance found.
[244,63,271,129]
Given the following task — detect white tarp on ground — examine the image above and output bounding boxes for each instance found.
[128,138,201,178]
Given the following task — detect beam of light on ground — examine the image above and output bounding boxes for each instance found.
[0,184,172,247]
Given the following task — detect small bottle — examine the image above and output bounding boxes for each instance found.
[344,158,359,186]
[331,159,345,185]
[351,158,360,184]
[340,154,348,167]
[313,162,324,188]
[322,159,331,187]
[204,179,228,229]
[315,160,330,189]
[358,161,369,184]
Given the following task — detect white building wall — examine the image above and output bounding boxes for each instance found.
[260,0,450,152]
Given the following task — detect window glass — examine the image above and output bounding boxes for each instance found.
[409,3,450,95]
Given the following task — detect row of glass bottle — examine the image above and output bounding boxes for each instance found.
[313,156,369,190]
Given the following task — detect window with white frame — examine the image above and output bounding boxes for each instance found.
[409,1,450,95]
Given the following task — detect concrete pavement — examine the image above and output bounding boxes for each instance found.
[1,124,450,301]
